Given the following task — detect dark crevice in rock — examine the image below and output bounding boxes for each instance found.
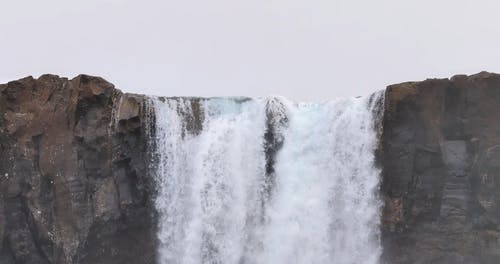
[262,98,288,204]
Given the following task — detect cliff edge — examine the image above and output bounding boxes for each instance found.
[2,72,500,263]
[381,72,500,263]
[0,75,155,263]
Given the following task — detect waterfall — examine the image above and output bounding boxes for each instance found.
[258,95,383,264]
[146,93,384,264]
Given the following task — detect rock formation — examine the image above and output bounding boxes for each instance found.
[381,72,500,264]
[0,75,155,263]
[1,72,500,263]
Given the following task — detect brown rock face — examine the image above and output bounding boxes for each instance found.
[2,72,500,263]
[381,72,500,264]
[0,75,155,263]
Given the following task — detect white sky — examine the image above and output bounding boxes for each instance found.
[1,0,500,100]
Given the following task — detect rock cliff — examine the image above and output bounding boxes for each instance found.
[1,72,500,263]
[0,75,155,263]
[381,72,500,264]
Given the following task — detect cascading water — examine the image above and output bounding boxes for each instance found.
[258,95,383,264]
[146,92,384,264]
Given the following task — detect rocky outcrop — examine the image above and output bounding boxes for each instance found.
[0,75,155,263]
[2,72,500,263]
[381,72,500,264]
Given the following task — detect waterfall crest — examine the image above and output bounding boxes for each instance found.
[147,93,384,264]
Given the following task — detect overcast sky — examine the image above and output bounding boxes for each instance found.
[1,0,500,100]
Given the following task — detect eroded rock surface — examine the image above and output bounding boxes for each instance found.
[2,72,500,263]
[381,72,500,264]
[0,75,155,264]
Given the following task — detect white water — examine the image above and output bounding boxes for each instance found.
[147,93,383,264]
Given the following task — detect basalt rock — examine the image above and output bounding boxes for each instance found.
[0,75,156,264]
[2,72,500,263]
[381,72,500,264]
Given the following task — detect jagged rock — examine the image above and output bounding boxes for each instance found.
[0,75,156,264]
